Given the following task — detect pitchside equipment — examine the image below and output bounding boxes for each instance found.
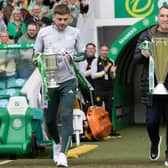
[0,96,34,154]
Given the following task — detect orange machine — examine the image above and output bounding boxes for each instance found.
[86,106,112,140]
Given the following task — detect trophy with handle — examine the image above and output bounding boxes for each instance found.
[150,37,168,94]
[43,48,60,88]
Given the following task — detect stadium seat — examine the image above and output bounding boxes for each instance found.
[0,96,32,154]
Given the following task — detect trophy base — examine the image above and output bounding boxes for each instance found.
[48,84,60,88]
[152,83,168,95]
[48,79,60,88]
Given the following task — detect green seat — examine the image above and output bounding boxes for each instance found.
[7,78,26,89]
[0,99,9,108]
[0,78,26,90]
[0,88,20,97]
[0,96,32,154]
[0,80,6,90]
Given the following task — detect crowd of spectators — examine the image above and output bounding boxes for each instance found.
[0,0,89,33]
[0,0,90,79]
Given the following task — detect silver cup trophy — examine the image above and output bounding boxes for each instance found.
[150,37,168,94]
[43,49,60,88]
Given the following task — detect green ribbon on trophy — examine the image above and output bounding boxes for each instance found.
[36,52,50,101]
[35,51,91,101]
[71,60,94,92]
[71,59,94,105]
[140,40,154,94]
[73,52,86,62]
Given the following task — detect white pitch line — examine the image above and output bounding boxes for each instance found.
[0,160,14,165]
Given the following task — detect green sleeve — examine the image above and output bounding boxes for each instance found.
[7,22,18,38]
[7,22,27,39]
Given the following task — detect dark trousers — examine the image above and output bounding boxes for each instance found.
[146,96,168,155]
[94,90,113,122]
[44,79,76,153]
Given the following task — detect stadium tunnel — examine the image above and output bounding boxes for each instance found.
[105,16,158,130]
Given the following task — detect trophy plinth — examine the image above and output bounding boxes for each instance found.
[153,83,168,95]
[47,73,60,88]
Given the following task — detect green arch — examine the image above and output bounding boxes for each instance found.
[108,15,157,61]
[108,15,158,130]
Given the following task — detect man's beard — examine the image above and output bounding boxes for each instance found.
[27,34,37,39]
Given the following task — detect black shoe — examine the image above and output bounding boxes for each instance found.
[36,144,46,150]
[149,136,162,161]
[110,131,121,137]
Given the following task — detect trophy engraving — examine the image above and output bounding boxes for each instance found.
[150,38,168,94]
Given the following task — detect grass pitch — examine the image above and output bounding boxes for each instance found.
[0,125,167,168]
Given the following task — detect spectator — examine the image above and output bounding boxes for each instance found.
[27,0,49,17]
[134,5,168,166]
[69,0,80,27]
[0,31,17,84]
[14,0,25,8]
[79,43,96,84]
[16,22,38,78]
[3,0,30,24]
[3,0,18,24]
[13,0,32,22]
[91,44,120,137]
[0,31,14,44]
[0,10,7,31]
[78,42,96,111]
[7,8,27,42]
[25,5,52,28]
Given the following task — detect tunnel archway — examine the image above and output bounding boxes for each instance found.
[107,16,157,129]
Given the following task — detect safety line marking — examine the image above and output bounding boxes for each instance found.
[0,160,14,165]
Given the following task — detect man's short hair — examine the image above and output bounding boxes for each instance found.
[86,43,96,48]
[99,43,109,49]
[159,5,168,11]
[27,22,38,28]
[54,4,70,15]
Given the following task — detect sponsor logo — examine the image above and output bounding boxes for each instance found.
[125,0,154,18]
